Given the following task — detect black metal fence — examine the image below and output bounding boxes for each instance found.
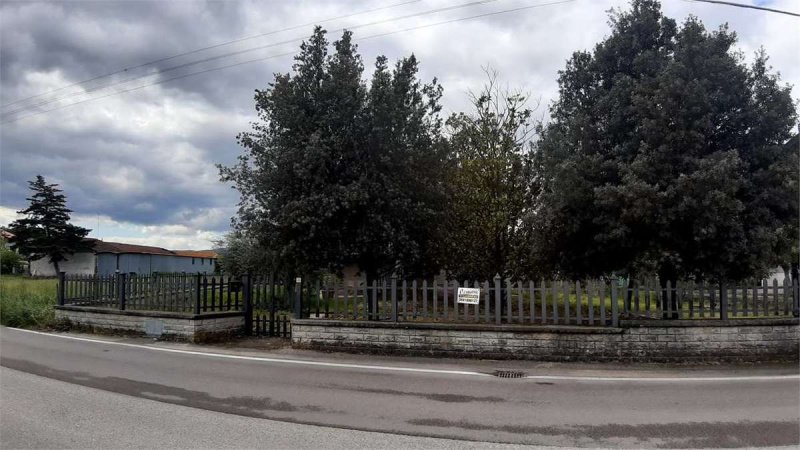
[302,276,800,326]
[58,272,800,333]
[57,272,294,337]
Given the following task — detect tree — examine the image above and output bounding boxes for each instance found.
[533,0,797,289]
[0,248,23,274]
[220,27,447,281]
[444,70,536,281]
[214,231,273,277]
[8,175,91,273]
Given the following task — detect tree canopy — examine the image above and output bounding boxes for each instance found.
[220,27,448,279]
[532,0,798,282]
[8,175,91,273]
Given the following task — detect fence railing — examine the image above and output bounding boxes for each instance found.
[57,272,800,331]
[57,272,295,338]
[301,276,800,326]
[57,272,245,314]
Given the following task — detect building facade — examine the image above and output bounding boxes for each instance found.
[29,240,217,276]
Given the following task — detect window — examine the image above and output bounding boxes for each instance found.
[192,258,195,265]
[201,258,204,265]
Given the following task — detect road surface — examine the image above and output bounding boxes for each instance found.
[1,327,798,448]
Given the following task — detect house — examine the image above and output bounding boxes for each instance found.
[28,239,217,276]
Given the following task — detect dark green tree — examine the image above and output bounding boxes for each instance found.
[444,70,536,281]
[533,0,797,287]
[8,175,91,273]
[220,27,447,281]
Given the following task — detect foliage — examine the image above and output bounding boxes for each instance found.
[214,231,273,277]
[1,248,24,274]
[0,275,58,328]
[533,0,798,282]
[444,70,537,280]
[220,27,448,279]
[7,175,91,273]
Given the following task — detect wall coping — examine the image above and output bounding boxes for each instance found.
[55,305,243,321]
[291,319,623,334]
[621,318,799,327]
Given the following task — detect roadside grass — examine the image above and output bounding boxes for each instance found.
[0,275,58,328]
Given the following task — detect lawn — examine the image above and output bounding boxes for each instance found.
[0,275,59,328]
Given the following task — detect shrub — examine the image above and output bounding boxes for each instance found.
[0,248,23,274]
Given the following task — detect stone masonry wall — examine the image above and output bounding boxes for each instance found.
[55,307,244,343]
[291,319,799,363]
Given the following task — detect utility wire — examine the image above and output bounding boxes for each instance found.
[685,0,800,17]
[2,0,501,117]
[1,0,422,110]
[2,0,574,125]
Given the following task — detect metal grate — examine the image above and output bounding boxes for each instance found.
[493,370,526,379]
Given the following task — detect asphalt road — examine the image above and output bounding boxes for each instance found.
[1,327,798,448]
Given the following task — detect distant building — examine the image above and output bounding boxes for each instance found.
[29,239,217,276]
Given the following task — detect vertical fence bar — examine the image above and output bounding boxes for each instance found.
[611,281,619,327]
[783,277,790,316]
[552,281,559,324]
[483,281,490,323]
[242,274,252,335]
[57,272,66,306]
[117,272,127,311]
[541,280,547,325]
[506,280,512,324]
[422,280,428,318]
[600,281,606,325]
[494,275,501,325]
[371,279,378,321]
[575,281,583,325]
[529,281,535,324]
[391,275,398,322]
[411,280,417,320]
[401,279,407,321]
[432,279,438,320]
[588,281,595,325]
[720,282,728,320]
[563,282,570,325]
[793,277,800,317]
[772,279,780,316]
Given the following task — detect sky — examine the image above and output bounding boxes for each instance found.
[1,0,798,250]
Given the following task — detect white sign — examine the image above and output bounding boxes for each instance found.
[457,287,480,304]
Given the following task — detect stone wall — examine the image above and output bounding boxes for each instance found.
[291,319,799,363]
[55,306,244,343]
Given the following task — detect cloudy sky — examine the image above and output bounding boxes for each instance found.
[1,0,797,250]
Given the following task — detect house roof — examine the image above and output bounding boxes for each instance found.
[173,250,218,259]
[91,240,175,256]
[0,229,14,240]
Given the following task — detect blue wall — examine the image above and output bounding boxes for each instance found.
[96,253,215,275]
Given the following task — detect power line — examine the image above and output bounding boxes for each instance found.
[686,0,800,17]
[1,0,422,110]
[2,0,502,117]
[2,0,575,125]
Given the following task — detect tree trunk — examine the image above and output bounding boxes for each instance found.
[53,259,61,276]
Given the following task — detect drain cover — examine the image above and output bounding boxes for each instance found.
[493,370,526,379]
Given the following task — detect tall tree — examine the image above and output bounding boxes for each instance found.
[444,71,536,281]
[8,175,91,273]
[533,0,797,286]
[220,27,447,280]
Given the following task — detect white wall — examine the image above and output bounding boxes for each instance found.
[29,252,96,277]
[766,267,787,284]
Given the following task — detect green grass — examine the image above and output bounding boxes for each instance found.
[0,275,59,328]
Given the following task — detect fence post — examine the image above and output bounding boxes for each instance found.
[494,274,501,325]
[720,282,728,320]
[269,272,277,336]
[793,277,799,318]
[57,271,66,306]
[242,273,252,336]
[293,277,303,319]
[194,274,201,315]
[117,271,126,311]
[391,274,398,322]
[611,281,619,327]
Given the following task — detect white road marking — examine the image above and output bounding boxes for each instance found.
[5,327,799,382]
